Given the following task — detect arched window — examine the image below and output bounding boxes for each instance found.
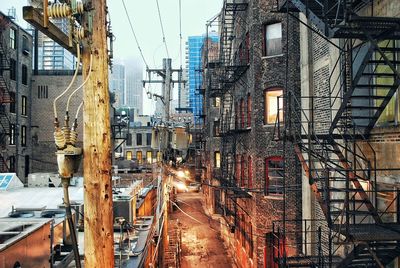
[264,88,283,125]
[240,98,245,129]
[241,154,246,187]
[248,156,252,189]
[247,93,252,128]
[265,156,284,195]
[235,154,241,186]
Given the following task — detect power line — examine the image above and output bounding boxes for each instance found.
[155,0,170,58]
[179,0,182,68]
[121,0,149,69]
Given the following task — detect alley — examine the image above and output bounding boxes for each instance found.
[170,192,236,268]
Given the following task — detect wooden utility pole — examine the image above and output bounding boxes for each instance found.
[24,1,114,266]
[82,0,114,266]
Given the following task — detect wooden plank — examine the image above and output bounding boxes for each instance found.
[22,6,77,56]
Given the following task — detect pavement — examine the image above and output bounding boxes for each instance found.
[171,192,236,268]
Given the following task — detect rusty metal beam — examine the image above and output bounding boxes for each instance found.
[23,6,77,56]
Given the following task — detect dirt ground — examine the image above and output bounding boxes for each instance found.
[170,192,236,268]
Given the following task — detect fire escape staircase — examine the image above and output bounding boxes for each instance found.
[112,113,129,152]
[0,27,14,172]
[220,0,249,87]
[330,40,400,137]
[276,1,400,266]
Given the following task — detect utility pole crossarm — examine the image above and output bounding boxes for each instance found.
[23,6,78,56]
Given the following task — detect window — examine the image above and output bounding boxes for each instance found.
[8,156,15,172]
[241,155,246,187]
[214,151,221,168]
[21,125,26,147]
[21,96,27,116]
[235,102,239,129]
[38,85,49,99]
[9,28,16,49]
[146,151,152,164]
[126,151,132,160]
[22,36,29,55]
[263,23,282,57]
[376,40,400,126]
[157,151,162,162]
[136,151,143,164]
[214,97,221,107]
[265,157,284,195]
[22,65,28,85]
[136,133,142,146]
[146,133,152,145]
[264,88,283,125]
[247,94,252,128]
[9,124,15,145]
[245,32,250,64]
[248,156,252,189]
[213,119,220,137]
[240,98,245,129]
[9,92,15,113]
[10,59,16,80]
[126,133,132,146]
[236,154,241,186]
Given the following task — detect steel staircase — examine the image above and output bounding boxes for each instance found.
[272,1,400,266]
[0,20,14,173]
[331,40,400,136]
[285,92,400,267]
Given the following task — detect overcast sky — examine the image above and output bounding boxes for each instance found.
[0,0,222,114]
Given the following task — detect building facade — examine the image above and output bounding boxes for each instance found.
[0,12,33,182]
[109,63,125,108]
[187,33,218,124]
[31,72,83,174]
[125,61,143,114]
[36,20,76,70]
[289,0,400,266]
[202,1,301,267]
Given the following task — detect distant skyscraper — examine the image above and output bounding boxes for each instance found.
[125,61,143,114]
[186,33,218,121]
[109,64,125,108]
[37,19,76,70]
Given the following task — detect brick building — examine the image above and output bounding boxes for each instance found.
[31,71,83,173]
[277,0,400,266]
[0,12,33,182]
[202,1,301,267]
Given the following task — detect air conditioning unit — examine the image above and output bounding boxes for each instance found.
[113,194,136,224]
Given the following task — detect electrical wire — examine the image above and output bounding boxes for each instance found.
[155,0,170,58]
[75,101,83,120]
[66,54,93,114]
[121,0,149,69]
[179,0,182,68]
[53,43,80,120]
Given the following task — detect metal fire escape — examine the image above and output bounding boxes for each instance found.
[0,15,15,172]
[207,0,251,228]
[111,110,129,152]
[274,0,400,267]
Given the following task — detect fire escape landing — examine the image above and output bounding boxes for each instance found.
[274,0,400,267]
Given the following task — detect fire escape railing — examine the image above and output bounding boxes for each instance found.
[273,0,400,266]
[0,16,15,173]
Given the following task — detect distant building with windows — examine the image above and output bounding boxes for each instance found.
[125,61,143,114]
[109,64,125,108]
[36,20,76,70]
[186,33,218,124]
[0,12,33,182]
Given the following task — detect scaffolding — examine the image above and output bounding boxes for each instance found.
[273,0,400,266]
